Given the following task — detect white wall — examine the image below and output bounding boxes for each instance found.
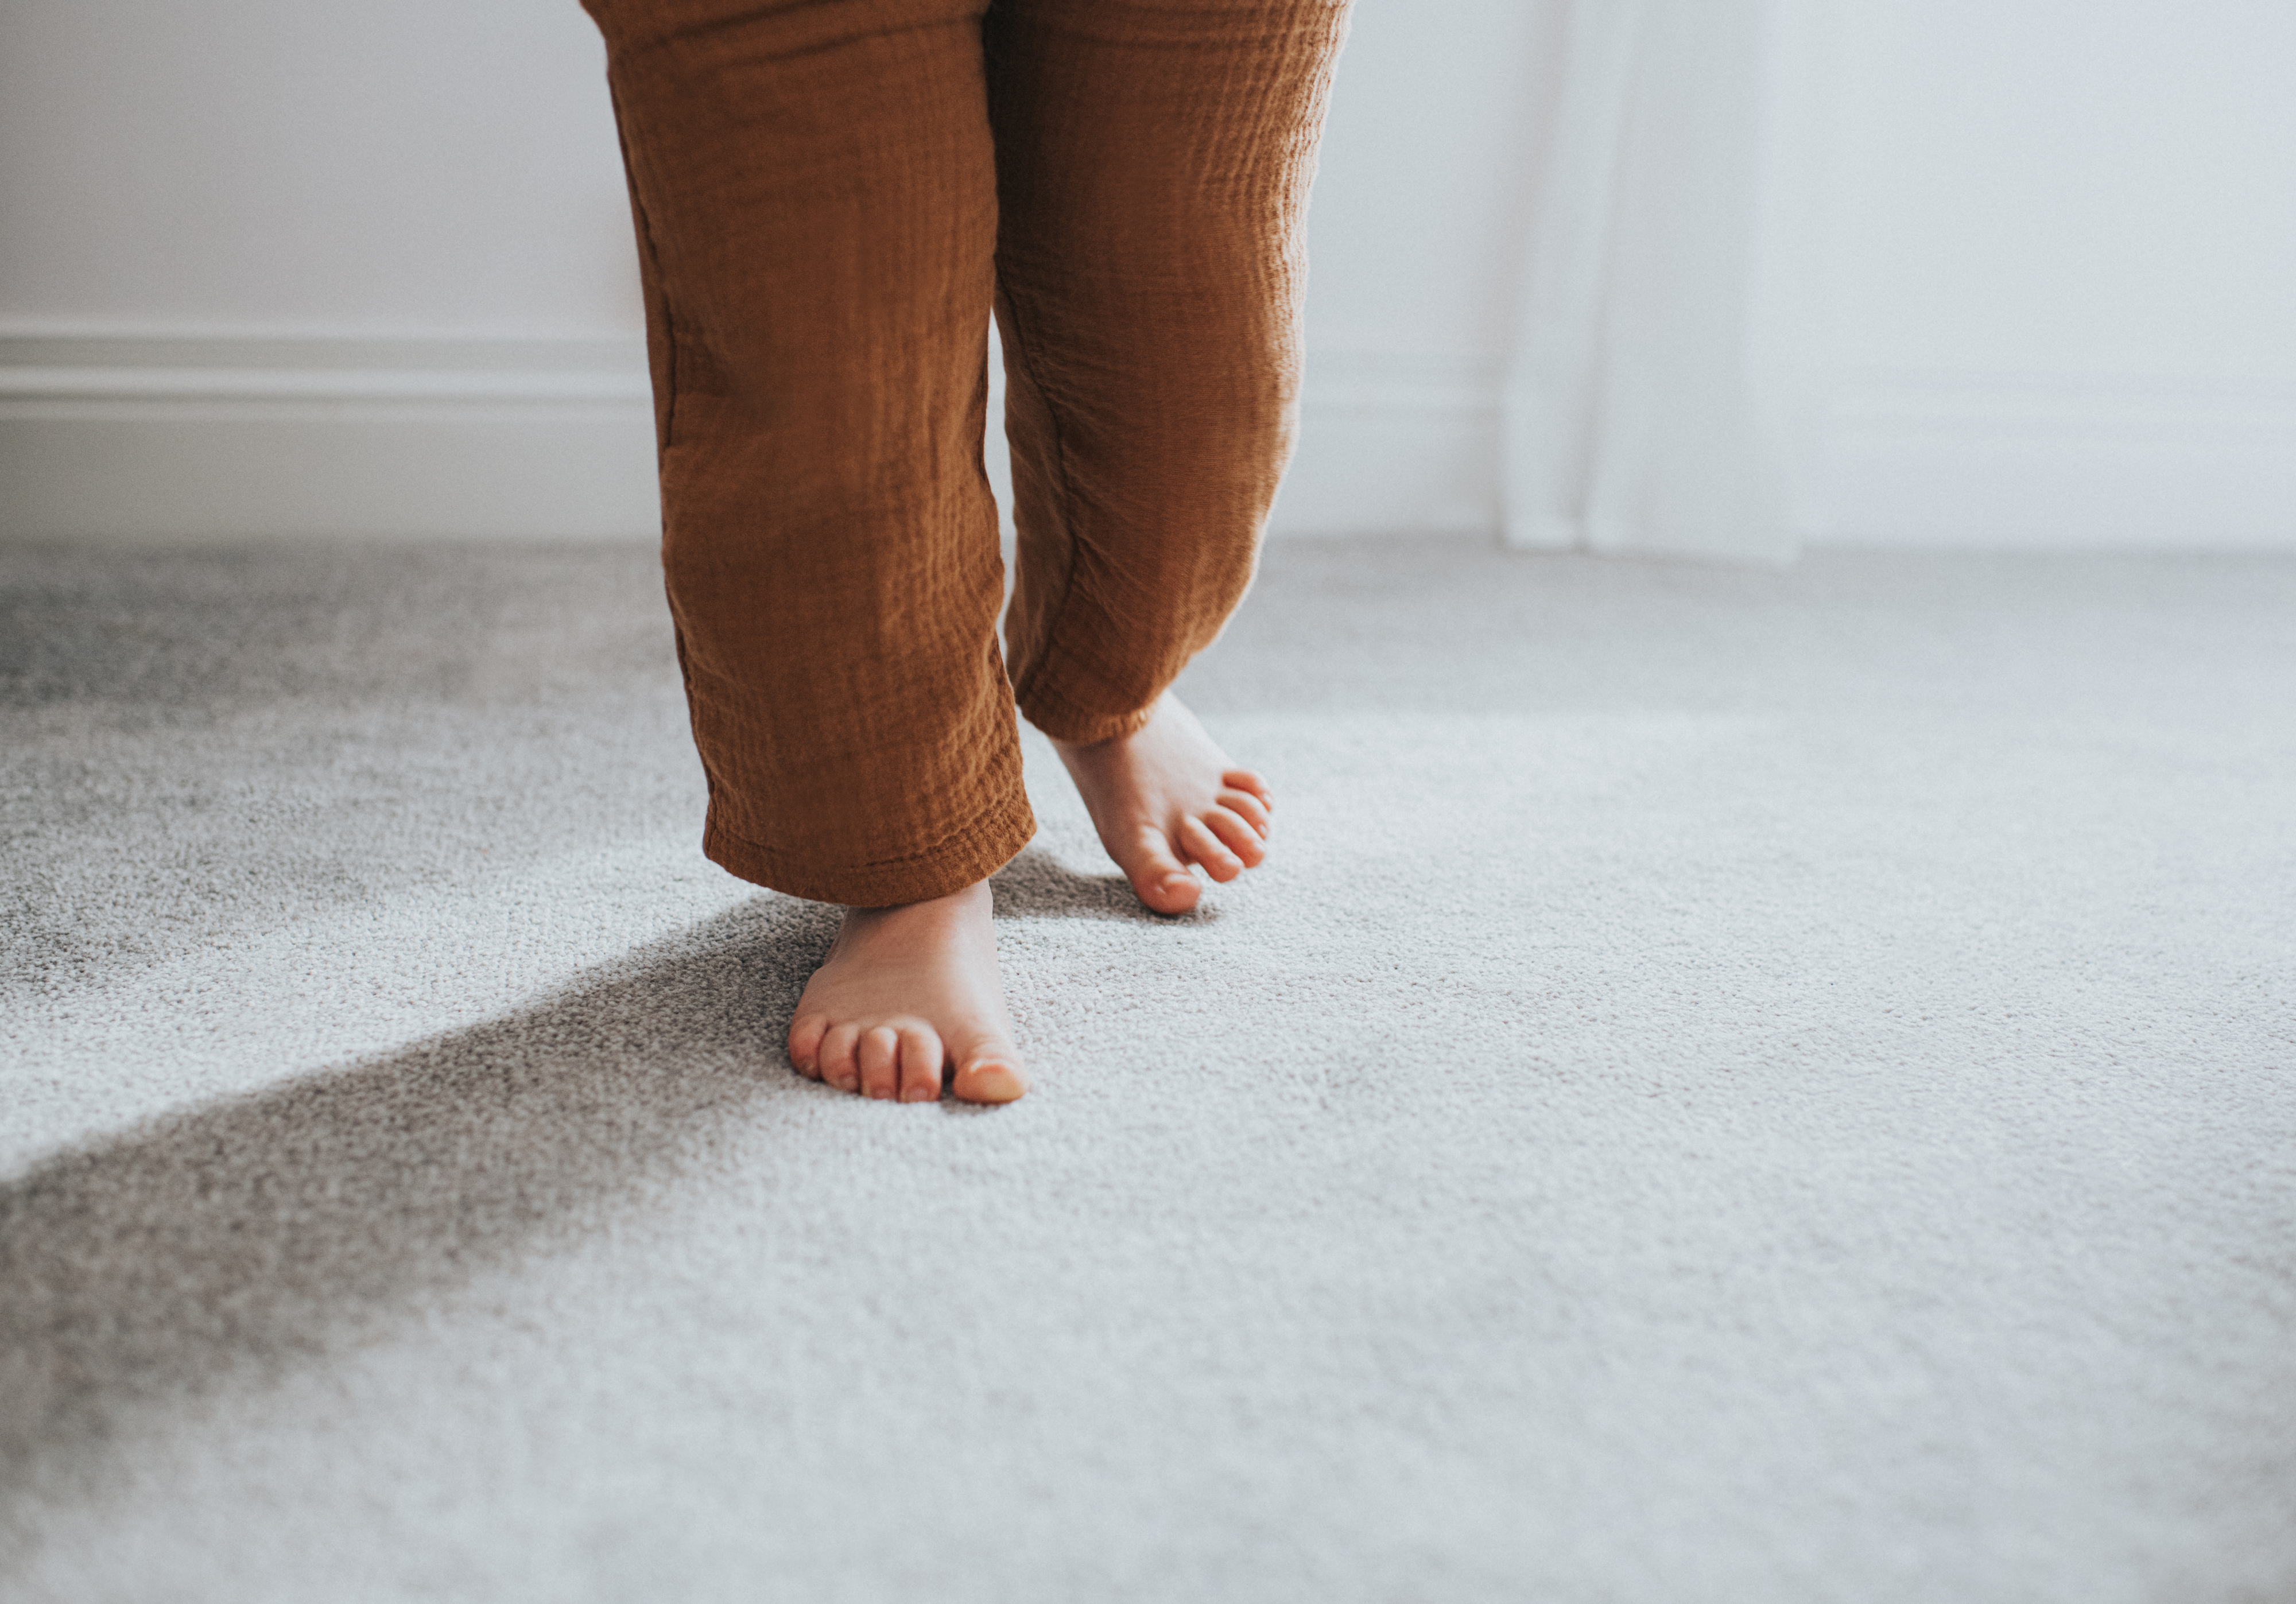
[1274,0,1564,538]
[3,0,2294,549]
[1806,0,2296,547]
[0,0,652,539]
[0,0,635,335]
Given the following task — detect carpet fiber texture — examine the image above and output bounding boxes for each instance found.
[2,537,2293,1602]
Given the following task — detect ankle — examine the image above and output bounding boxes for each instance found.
[840,879,991,929]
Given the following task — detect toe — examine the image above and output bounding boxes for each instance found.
[950,1047,1028,1105]
[1217,787,1271,836]
[1180,815,1246,883]
[1222,768,1273,809]
[1203,806,1267,867]
[858,1026,901,1100]
[1123,827,1202,914]
[898,1026,944,1102]
[819,1022,863,1094]
[788,1012,830,1078]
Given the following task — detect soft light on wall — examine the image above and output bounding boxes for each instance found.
[2,0,2292,551]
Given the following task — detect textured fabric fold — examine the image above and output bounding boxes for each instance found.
[585,0,1349,900]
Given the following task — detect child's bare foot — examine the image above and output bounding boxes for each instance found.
[786,881,1027,1104]
[1051,692,1273,915]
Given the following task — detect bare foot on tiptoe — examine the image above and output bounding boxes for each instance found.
[1052,692,1273,915]
[787,881,1027,1104]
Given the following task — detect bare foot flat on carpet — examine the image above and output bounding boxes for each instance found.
[786,882,1026,1104]
[1052,692,1273,915]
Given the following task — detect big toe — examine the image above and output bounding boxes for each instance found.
[1122,832,1201,915]
[951,1047,1029,1104]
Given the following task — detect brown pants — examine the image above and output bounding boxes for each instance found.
[584,0,1350,906]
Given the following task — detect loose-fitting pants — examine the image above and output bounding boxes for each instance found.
[583,0,1349,906]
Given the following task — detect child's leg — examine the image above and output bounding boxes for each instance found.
[589,0,1029,1101]
[986,0,1351,910]
[592,0,1030,909]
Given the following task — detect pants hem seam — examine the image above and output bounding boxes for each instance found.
[702,790,1037,907]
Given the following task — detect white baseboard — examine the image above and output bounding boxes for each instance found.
[0,335,660,542]
[7,335,2294,551]
[1282,360,2296,552]
[1273,353,1502,538]
[1810,370,2296,551]
[0,333,1499,546]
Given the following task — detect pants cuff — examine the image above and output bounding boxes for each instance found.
[701,787,1038,907]
[1013,657,1159,745]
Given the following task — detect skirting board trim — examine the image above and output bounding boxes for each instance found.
[0,335,1502,543]
[0,335,660,542]
[1812,368,2296,550]
[5,335,2294,549]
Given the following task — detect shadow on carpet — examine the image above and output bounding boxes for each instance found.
[990,843,1220,923]
[0,896,809,1513]
[0,840,1181,1518]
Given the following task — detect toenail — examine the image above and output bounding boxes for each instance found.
[959,1062,1026,1102]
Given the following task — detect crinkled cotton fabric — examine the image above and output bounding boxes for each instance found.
[588,0,1352,904]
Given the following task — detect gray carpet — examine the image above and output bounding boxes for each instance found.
[2,535,2292,1603]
